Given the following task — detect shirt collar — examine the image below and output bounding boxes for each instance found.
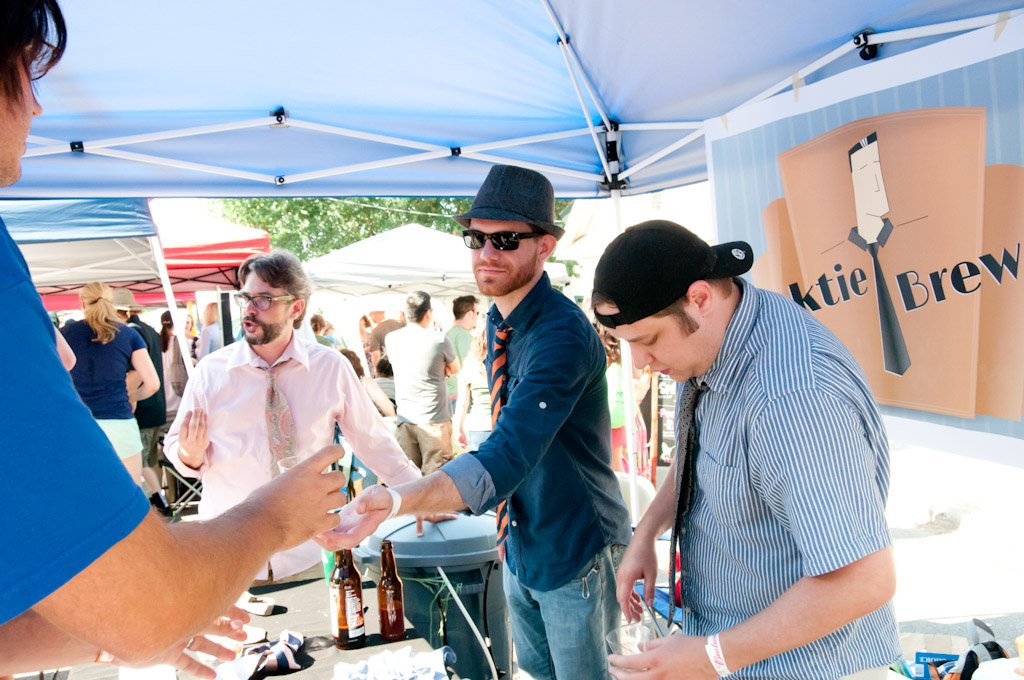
[226,330,312,372]
[486,271,552,332]
[701,278,759,394]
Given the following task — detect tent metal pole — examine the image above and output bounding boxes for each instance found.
[737,41,856,112]
[555,40,614,183]
[610,188,641,520]
[539,0,615,133]
[731,8,1024,117]
[461,127,597,154]
[287,120,450,152]
[285,150,452,184]
[85,147,277,184]
[620,174,709,196]
[150,235,194,379]
[22,117,276,157]
[460,151,605,182]
[865,9,1024,45]
[562,43,615,131]
[619,122,703,132]
[619,128,705,181]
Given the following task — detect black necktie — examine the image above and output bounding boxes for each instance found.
[666,378,707,626]
[849,221,911,376]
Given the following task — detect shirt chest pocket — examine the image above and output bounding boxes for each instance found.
[694,448,760,528]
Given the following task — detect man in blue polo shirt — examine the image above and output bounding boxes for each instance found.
[593,221,900,680]
[0,3,349,675]
[322,165,632,680]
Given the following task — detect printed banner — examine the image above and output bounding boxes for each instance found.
[707,18,1024,425]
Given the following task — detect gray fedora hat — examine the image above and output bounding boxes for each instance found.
[455,164,564,239]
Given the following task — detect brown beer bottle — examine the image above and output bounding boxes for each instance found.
[330,549,365,649]
[377,539,405,641]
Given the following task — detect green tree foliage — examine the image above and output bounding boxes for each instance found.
[210,196,578,275]
[211,197,474,262]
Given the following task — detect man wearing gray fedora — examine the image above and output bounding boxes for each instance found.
[321,165,632,679]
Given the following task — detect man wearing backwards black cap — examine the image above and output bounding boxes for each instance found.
[322,165,632,680]
[595,221,899,680]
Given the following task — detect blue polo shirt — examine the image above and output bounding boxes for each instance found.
[0,217,149,625]
[442,273,631,591]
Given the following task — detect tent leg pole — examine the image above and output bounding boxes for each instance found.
[610,190,641,521]
[150,235,194,379]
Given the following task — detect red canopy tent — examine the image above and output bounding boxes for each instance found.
[5,199,270,311]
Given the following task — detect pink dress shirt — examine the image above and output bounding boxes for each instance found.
[164,334,420,580]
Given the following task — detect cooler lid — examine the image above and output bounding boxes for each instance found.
[354,512,498,568]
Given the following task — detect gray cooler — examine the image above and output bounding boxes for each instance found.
[355,513,511,679]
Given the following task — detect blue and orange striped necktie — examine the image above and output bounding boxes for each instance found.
[491,323,512,549]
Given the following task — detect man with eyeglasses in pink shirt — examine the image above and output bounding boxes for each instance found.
[164,250,423,583]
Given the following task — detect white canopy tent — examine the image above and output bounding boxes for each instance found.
[306,224,567,297]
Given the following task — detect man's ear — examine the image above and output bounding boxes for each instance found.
[291,298,306,322]
[686,281,715,316]
[538,234,558,261]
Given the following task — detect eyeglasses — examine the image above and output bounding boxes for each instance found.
[233,293,296,311]
[462,229,543,251]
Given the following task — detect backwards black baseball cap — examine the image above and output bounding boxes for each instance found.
[592,220,753,328]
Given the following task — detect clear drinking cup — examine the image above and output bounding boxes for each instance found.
[276,456,301,475]
[606,621,652,657]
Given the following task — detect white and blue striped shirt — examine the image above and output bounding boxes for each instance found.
[678,280,900,679]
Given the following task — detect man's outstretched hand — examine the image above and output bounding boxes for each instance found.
[314,485,394,550]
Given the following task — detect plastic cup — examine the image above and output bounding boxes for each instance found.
[276,456,300,475]
[606,622,652,657]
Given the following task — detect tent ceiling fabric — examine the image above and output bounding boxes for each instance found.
[6,1,1020,199]
[306,223,567,296]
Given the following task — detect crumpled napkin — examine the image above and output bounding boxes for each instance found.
[215,630,304,680]
[332,645,456,680]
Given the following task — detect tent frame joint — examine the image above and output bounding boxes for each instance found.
[450,146,462,156]
[270,106,289,127]
[853,28,878,60]
[599,174,627,192]
[70,141,83,152]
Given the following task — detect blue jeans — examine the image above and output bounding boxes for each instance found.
[503,543,624,680]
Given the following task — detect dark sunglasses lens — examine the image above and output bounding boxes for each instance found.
[463,231,485,249]
[494,232,524,250]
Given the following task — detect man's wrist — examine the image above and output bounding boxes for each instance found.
[705,633,732,677]
[178,445,204,470]
[384,487,402,520]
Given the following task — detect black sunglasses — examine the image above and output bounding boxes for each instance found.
[462,229,544,251]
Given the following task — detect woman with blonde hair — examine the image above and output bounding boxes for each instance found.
[61,282,160,484]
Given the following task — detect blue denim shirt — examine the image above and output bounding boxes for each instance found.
[442,273,631,591]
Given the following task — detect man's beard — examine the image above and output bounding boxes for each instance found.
[473,261,537,298]
[243,315,287,346]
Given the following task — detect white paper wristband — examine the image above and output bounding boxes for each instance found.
[384,487,402,521]
[705,633,732,677]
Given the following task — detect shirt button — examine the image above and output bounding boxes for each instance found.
[538,402,547,409]
[511,520,517,527]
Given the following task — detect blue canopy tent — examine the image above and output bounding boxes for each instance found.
[2,1,1019,200]
[5,1,1023,500]
[3,199,161,295]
